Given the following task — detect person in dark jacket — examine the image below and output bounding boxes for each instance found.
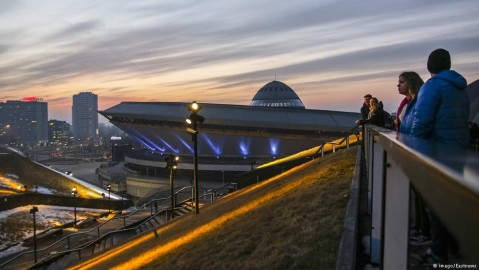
[411,48,469,265]
[361,94,372,120]
[356,97,385,127]
[411,49,470,148]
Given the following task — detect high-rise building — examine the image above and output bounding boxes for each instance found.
[72,92,98,140]
[0,97,48,145]
[48,119,71,145]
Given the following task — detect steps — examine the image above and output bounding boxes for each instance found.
[23,198,205,269]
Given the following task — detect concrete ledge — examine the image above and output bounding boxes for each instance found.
[336,147,361,270]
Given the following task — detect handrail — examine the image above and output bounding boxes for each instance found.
[363,125,479,268]
[31,193,213,268]
[31,206,171,269]
[0,186,194,269]
[314,124,360,157]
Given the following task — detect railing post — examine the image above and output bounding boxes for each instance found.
[382,156,409,269]
[346,136,350,148]
[370,136,384,265]
[123,216,126,229]
[366,129,374,215]
[191,187,194,204]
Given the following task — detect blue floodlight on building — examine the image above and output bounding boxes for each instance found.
[99,80,360,185]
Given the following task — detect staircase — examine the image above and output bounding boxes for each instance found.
[27,199,198,269]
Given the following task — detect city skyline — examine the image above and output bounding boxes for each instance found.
[1,1,479,123]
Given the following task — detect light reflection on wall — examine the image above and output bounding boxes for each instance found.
[155,135,179,153]
[114,123,324,158]
[239,139,250,156]
[175,134,193,153]
[269,139,279,156]
[201,133,222,156]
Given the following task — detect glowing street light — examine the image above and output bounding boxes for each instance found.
[186,101,205,214]
[71,187,78,224]
[107,184,112,213]
[165,154,179,218]
[29,206,39,263]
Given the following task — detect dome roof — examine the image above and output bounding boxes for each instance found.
[250,80,305,109]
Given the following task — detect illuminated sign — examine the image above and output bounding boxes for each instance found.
[22,97,43,102]
[111,136,122,140]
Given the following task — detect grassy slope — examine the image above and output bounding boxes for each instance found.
[0,153,100,198]
[71,146,358,270]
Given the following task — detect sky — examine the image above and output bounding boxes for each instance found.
[1,0,479,123]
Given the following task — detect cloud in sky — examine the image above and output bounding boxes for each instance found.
[1,0,479,122]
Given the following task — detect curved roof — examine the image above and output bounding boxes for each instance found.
[100,101,360,157]
[250,80,305,109]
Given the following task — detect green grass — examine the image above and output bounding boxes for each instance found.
[71,146,358,270]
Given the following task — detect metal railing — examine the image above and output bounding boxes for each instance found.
[30,206,172,269]
[0,186,193,269]
[1,182,237,269]
[30,189,222,269]
[363,125,479,268]
[313,125,360,158]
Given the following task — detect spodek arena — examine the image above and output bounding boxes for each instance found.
[99,80,360,184]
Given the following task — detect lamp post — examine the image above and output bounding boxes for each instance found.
[71,187,77,224]
[165,154,179,218]
[30,206,38,263]
[107,184,111,213]
[186,101,205,214]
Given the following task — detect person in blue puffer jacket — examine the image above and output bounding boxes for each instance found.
[410,48,470,265]
[410,49,470,148]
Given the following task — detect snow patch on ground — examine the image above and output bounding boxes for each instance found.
[0,205,108,258]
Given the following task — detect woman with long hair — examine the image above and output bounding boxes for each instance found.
[396,71,424,131]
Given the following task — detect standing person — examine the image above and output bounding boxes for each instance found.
[361,94,372,120]
[396,71,424,131]
[397,71,430,246]
[411,48,469,147]
[355,97,385,127]
[399,72,424,134]
[411,48,469,264]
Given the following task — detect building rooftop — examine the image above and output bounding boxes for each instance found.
[250,80,305,109]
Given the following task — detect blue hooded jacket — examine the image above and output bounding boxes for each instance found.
[399,96,417,135]
[410,70,469,148]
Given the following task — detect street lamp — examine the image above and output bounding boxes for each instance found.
[107,184,111,213]
[71,187,77,224]
[165,154,179,218]
[30,206,39,263]
[186,101,205,214]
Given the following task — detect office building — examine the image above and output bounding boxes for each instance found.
[72,92,98,140]
[0,97,48,145]
[48,119,71,145]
